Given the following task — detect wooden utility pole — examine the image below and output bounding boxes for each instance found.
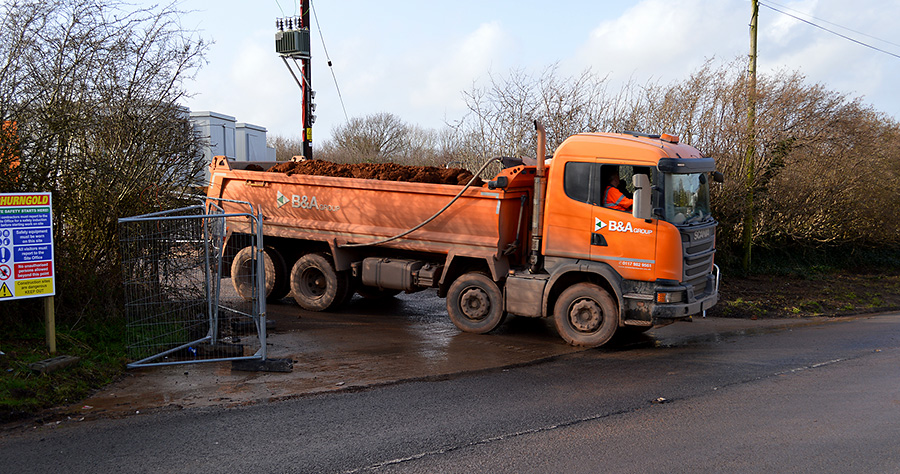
[743,0,759,272]
[300,0,313,160]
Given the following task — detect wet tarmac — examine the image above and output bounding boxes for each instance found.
[76,291,837,419]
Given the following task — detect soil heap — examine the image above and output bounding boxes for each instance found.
[257,160,483,187]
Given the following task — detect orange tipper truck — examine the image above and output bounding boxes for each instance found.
[206,123,720,347]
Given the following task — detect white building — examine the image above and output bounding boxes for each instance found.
[190,111,276,181]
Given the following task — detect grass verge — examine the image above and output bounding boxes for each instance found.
[708,270,900,319]
[0,318,127,424]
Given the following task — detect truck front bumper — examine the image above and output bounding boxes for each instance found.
[622,266,720,324]
[650,289,718,319]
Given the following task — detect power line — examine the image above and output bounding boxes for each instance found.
[764,0,900,50]
[309,0,350,123]
[758,1,900,60]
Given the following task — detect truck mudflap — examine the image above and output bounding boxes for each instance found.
[622,268,719,324]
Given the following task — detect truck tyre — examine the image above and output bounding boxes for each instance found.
[446,272,505,334]
[290,253,350,311]
[231,246,290,302]
[553,283,618,347]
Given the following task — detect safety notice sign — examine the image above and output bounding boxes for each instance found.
[0,192,55,300]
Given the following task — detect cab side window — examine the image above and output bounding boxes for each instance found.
[564,162,654,209]
[596,164,655,212]
[563,162,592,204]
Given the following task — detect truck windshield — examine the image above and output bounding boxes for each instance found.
[664,173,711,225]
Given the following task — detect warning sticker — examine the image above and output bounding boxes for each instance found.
[15,277,52,297]
[0,282,12,298]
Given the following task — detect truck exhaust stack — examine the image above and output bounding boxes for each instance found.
[530,120,547,273]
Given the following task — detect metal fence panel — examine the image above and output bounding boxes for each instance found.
[119,203,266,368]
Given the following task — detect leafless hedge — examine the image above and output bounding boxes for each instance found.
[277,59,899,258]
[0,0,208,317]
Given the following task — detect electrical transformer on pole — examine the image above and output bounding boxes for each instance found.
[276,0,315,160]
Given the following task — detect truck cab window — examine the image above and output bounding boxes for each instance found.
[598,164,633,211]
[595,165,656,212]
[663,172,711,225]
[563,162,592,204]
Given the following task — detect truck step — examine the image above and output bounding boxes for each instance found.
[622,293,654,301]
[623,319,652,327]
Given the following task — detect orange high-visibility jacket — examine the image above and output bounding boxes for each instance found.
[603,185,633,211]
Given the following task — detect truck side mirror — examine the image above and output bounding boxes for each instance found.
[712,171,724,183]
[632,174,652,220]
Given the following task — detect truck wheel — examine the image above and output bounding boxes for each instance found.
[446,272,505,334]
[290,253,350,311]
[231,246,290,302]
[553,283,618,347]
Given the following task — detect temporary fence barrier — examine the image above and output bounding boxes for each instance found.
[118,200,268,368]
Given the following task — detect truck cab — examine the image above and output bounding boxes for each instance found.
[504,131,719,346]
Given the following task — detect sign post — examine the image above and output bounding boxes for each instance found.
[0,192,56,353]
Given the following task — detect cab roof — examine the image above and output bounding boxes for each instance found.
[553,132,705,166]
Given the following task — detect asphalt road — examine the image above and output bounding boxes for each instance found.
[1,314,898,473]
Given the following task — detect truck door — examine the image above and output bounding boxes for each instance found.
[591,164,658,280]
[542,161,595,260]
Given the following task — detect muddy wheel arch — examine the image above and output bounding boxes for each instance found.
[542,260,624,320]
[438,253,510,297]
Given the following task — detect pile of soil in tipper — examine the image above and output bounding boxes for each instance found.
[246,160,483,187]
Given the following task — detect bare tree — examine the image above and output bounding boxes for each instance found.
[0,0,208,317]
[267,134,306,161]
[305,112,456,168]
[330,112,408,161]
[453,65,612,168]
[450,59,900,262]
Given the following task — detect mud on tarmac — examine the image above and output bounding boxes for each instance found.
[74,291,579,420]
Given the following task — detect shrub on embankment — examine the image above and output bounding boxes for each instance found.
[0,0,207,418]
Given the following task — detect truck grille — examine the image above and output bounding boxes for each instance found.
[681,223,716,298]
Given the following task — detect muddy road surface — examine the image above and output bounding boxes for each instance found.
[2,312,898,473]
[74,290,584,417]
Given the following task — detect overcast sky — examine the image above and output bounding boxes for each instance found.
[167,0,900,142]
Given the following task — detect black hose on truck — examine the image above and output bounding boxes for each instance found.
[339,157,502,249]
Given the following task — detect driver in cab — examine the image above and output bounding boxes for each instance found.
[603,171,633,212]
